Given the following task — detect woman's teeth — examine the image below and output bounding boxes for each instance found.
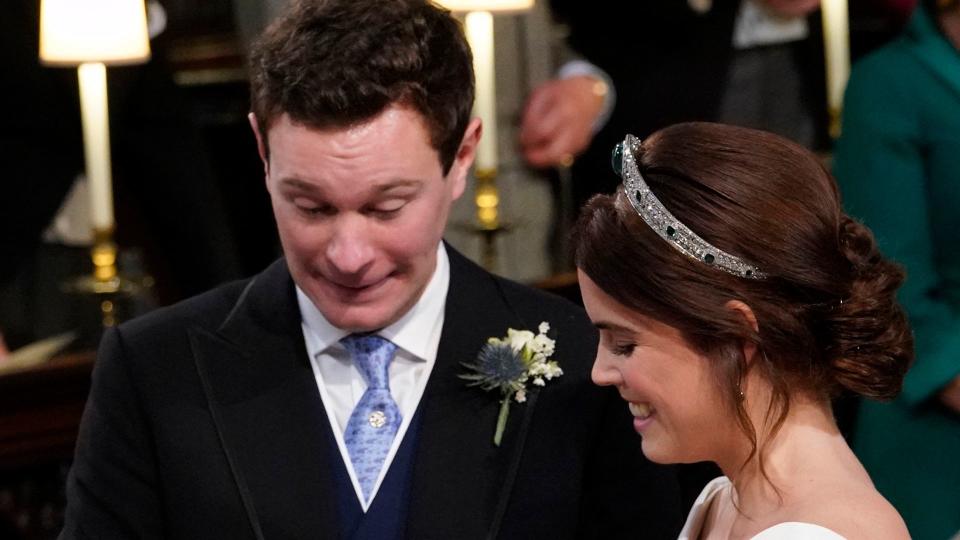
[628,402,653,419]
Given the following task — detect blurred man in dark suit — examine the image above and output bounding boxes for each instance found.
[520,0,825,211]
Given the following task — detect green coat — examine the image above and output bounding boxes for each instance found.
[833,7,960,540]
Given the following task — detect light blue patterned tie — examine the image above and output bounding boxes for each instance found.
[341,334,402,503]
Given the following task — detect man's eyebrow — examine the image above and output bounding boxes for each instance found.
[276,178,423,194]
[278,177,320,193]
[374,179,424,193]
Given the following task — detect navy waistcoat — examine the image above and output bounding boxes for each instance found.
[330,406,424,540]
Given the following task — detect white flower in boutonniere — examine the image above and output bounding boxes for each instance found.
[460,321,563,446]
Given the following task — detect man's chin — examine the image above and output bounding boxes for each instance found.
[322,307,402,333]
[301,271,427,331]
[308,284,405,331]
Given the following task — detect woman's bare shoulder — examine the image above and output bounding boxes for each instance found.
[791,482,910,539]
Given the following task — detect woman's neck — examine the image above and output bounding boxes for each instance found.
[716,396,860,516]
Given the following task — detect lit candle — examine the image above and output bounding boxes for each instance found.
[466,11,498,172]
[77,62,115,231]
[821,0,849,123]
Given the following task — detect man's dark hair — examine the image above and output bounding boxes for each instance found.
[249,0,475,174]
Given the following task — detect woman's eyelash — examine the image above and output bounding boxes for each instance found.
[612,343,635,357]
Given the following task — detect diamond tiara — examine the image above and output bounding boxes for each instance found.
[615,134,766,280]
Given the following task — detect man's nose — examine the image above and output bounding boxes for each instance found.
[324,215,375,277]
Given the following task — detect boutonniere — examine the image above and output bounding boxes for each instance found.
[460,322,563,446]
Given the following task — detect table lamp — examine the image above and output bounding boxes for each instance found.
[40,0,151,325]
[437,0,534,269]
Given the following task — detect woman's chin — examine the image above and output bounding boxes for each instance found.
[639,439,682,465]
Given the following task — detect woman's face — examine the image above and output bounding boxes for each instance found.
[579,270,738,465]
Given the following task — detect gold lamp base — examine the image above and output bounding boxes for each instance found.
[455,168,513,272]
[828,106,842,140]
[63,227,152,328]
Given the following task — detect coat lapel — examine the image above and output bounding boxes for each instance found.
[188,260,341,538]
[405,247,541,540]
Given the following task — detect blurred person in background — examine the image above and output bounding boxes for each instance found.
[520,0,825,212]
[833,0,960,538]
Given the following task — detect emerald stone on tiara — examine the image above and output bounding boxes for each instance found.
[615,134,766,280]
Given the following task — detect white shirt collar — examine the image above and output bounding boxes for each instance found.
[297,242,450,361]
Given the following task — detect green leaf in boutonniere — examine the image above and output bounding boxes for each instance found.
[460,322,563,446]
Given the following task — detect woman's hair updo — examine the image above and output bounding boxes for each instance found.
[573,122,913,444]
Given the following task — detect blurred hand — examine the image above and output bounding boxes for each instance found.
[760,0,820,17]
[940,375,960,414]
[519,75,605,168]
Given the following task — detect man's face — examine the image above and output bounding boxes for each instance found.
[252,106,478,331]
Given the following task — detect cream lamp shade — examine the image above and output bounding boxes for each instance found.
[435,0,534,13]
[40,0,151,65]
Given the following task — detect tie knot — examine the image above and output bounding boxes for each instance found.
[340,334,397,389]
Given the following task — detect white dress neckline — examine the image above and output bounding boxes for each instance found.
[677,476,847,539]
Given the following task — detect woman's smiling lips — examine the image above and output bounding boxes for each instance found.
[628,401,656,432]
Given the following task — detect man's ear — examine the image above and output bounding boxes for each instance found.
[446,117,482,201]
[725,299,760,363]
[248,113,270,177]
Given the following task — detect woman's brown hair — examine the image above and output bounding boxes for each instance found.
[572,122,913,473]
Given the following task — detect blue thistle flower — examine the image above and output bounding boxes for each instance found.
[460,342,526,393]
